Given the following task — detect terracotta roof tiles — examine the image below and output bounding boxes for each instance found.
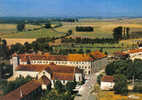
[102,75,114,82]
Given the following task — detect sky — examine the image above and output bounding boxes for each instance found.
[0,0,142,17]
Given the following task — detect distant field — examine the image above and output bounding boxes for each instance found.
[1,18,142,39]
[0,24,41,34]
[5,38,36,46]
[55,18,142,38]
[2,28,64,39]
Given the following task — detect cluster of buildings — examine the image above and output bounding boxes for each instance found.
[114,48,142,60]
[0,51,107,100]
[101,47,142,91]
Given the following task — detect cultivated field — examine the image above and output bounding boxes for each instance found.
[5,38,36,46]
[1,18,142,53]
[0,24,41,34]
[55,18,142,38]
[1,18,142,39]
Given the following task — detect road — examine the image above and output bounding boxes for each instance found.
[74,58,110,100]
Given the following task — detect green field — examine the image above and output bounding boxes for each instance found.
[2,28,64,38]
[1,18,142,54]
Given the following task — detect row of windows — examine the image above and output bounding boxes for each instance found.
[77,66,91,69]
[30,60,90,65]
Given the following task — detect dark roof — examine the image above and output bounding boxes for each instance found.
[101,75,114,82]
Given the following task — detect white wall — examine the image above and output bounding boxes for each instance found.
[75,73,83,82]
[16,71,39,78]
[100,82,115,90]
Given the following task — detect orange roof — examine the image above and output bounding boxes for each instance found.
[0,80,41,100]
[16,64,82,81]
[52,72,74,80]
[102,75,114,82]
[17,53,94,62]
[113,52,127,56]
[67,54,94,61]
[90,51,107,59]
[16,64,48,72]
[125,48,142,54]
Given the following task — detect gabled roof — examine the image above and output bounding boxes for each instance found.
[0,80,41,100]
[101,75,114,82]
[16,64,83,81]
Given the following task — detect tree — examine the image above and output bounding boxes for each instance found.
[97,74,103,85]
[65,81,76,93]
[126,27,130,39]
[113,26,123,41]
[45,22,51,29]
[86,49,91,54]
[114,74,128,95]
[78,49,84,54]
[17,23,25,32]
[54,80,64,93]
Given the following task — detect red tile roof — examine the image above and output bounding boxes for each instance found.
[16,64,82,81]
[113,52,127,56]
[90,51,107,59]
[101,75,114,82]
[52,72,74,80]
[0,80,41,100]
[124,48,142,54]
[67,54,94,61]
[17,53,94,62]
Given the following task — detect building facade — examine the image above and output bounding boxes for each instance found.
[15,64,83,87]
[11,53,95,75]
[100,75,115,90]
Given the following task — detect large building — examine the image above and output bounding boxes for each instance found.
[15,63,83,87]
[11,52,105,75]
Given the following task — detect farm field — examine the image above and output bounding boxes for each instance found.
[5,38,36,46]
[0,24,41,34]
[1,18,142,54]
[55,18,142,38]
[1,18,142,39]
[2,28,64,39]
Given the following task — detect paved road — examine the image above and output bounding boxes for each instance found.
[74,58,110,100]
[75,69,104,100]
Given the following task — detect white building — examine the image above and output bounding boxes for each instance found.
[100,75,115,90]
[123,48,142,60]
[11,53,95,75]
[15,63,83,88]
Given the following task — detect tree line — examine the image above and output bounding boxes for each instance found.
[76,26,94,32]
[113,26,130,41]
[61,37,118,44]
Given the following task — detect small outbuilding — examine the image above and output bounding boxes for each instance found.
[100,75,115,90]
